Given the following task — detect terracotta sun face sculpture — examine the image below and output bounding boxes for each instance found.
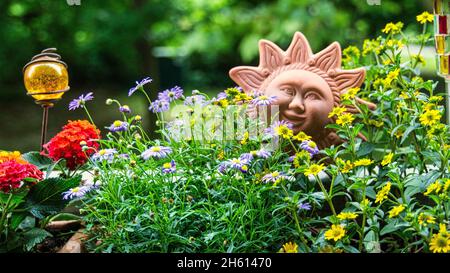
[229,32,376,148]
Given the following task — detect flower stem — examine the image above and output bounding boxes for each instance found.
[83,106,96,126]
[0,193,13,238]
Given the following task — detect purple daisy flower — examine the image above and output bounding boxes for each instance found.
[300,140,319,157]
[119,153,130,160]
[62,186,91,200]
[149,99,170,113]
[255,149,271,159]
[239,153,254,162]
[217,92,227,100]
[108,120,129,132]
[261,171,288,183]
[91,148,117,163]
[264,120,294,137]
[184,95,206,106]
[240,165,249,173]
[218,162,229,173]
[69,92,94,110]
[158,86,184,102]
[141,145,172,160]
[128,77,152,96]
[298,202,312,211]
[162,160,176,174]
[119,105,131,114]
[251,93,277,106]
[227,158,250,170]
[288,155,295,162]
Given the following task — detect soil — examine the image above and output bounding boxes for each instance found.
[36,233,73,253]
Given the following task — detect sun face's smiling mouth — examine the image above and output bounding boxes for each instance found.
[282,113,307,126]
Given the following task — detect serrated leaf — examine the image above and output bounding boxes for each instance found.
[10,213,28,230]
[22,152,53,170]
[25,176,81,219]
[23,228,53,251]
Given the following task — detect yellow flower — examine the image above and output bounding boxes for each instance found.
[217,99,229,108]
[429,233,450,253]
[368,119,384,128]
[240,132,249,145]
[340,160,353,174]
[382,22,403,34]
[393,129,403,139]
[217,150,224,160]
[383,59,392,65]
[418,213,436,226]
[424,181,442,196]
[304,163,325,176]
[343,46,361,59]
[412,54,426,65]
[354,158,374,167]
[429,96,444,104]
[383,68,400,86]
[274,124,294,139]
[420,110,442,127]
[292,131,312,142]
[328,106,347,118]
[388,204,405,218]
[360,198,370,209]
[381,153,394,166]
[0,151,28,164]
[279,242,298,253]
[337,212,358,221]
[423,103,436,112]
[416,11,434,24]
[341,87,360,100]
[427,123,446,139]
[293,150,310,168]
[375,182,391,204]
[324,225,346,242]
[363,39,381,56]
[443,179,450,192]
[439,223,449,236]
[336,113,355,126]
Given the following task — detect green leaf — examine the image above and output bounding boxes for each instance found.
[22,152,53,170]
[0,189,28,208]
[400,123,420,145]
[18,216,35,230]
[356,142,374,157]
[380,221,400,235]
[47,213,82,222]
[25,176,81,219]
[23,228,53,251]
[10,213,28,230]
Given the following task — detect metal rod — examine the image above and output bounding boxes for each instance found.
[40,105,50,151]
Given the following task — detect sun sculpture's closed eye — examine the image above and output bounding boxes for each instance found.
[229,32,376,148]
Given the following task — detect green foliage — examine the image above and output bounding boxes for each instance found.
[0,0,430,93]
[71,15,450,253]
[0,174,81,252]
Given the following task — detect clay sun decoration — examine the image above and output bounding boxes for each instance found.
[229,32,376,148]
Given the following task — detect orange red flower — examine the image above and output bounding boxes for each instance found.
[42,120,100,170]
[0,160,43,192]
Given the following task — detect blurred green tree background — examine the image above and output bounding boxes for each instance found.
[0,0,434,151]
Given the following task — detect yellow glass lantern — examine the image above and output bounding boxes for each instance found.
[23,48,70,150]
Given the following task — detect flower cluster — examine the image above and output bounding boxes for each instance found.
[0,159,43,193]
[43,120,101,170]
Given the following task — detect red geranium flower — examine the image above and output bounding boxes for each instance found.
[42,120,100,170]
[0,160,43,193]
